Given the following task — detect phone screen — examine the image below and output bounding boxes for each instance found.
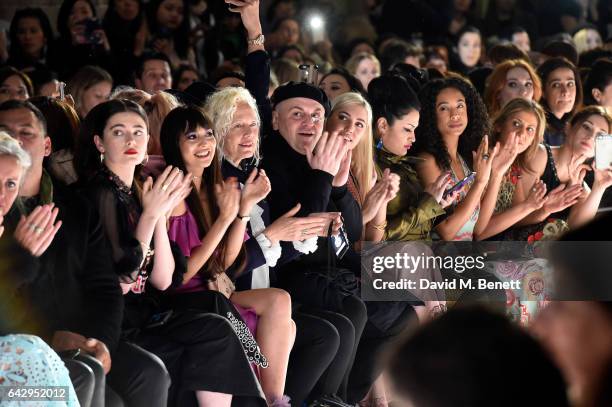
[595,134,612,170]
[444,172,475,199]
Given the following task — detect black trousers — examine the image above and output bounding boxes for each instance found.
[107,341,170,407]
[347,302,416,403]
[285,310,340,405]
[277,268,368,401]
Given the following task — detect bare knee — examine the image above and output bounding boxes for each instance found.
[266,288,292,319]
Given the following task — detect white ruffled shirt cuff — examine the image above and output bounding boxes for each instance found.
[293,236,318,254]
[255,233,282,267]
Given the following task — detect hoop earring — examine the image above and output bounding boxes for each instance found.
[100,153,105,163]
[141,153,149,165]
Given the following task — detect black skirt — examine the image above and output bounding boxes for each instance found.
[135,306,266,407]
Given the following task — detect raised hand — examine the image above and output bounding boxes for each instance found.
[362,179,388,224]
[382,171,400,203]
[332,149,352,187]
[492,133,519,175]
[568,153,591,187]
[306,131,349,176]
[14,204,62,257]
[240,168,271,212]
[472,135,499,185]
[225,0,262,36]
[215,177,241,222]
[592,163,612,190]
[142,166,189,219]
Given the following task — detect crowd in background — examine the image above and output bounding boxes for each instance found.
[0,0,611,406]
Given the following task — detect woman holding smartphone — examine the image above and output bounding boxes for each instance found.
[413,76,496,241]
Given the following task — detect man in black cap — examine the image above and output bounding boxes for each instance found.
[262,81,368,403]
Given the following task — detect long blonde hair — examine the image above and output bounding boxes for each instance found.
[330,92,374,202]
[491,98,546,174]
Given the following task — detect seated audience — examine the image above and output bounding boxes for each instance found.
[538,57,583,146]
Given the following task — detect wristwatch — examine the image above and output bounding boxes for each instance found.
[237,213,251,223]
[247,33,265,46]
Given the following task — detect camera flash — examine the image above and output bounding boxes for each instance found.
[309,15,323,30]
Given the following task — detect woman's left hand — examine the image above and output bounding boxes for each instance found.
[240,168,271,212]
[568,153,591,187]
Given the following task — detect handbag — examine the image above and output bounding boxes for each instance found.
[207,271,236,299]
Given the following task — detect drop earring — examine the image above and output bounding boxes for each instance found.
[100,153,105,163]
[376,138,383,150]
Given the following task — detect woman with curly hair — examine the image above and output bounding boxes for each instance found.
[413,77,496,241]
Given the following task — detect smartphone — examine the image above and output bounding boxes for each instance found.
[595,134,612,170]
[443,172,476,199]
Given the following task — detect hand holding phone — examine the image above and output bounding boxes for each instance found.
[443,172,476,200]
[595,134,612,170]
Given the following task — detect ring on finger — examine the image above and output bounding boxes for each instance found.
[301,228,307,236]
[162,183,170,192]
[34,226,44,235]
[482,153,490,160]
[28,223,37,231]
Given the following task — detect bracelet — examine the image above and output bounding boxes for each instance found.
[137,240,154,257]
[369,220,387,231]
[247,33,265,46]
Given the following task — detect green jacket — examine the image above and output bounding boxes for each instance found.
[376,148,445,241]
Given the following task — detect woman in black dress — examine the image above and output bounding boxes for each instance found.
[76,99,266,407]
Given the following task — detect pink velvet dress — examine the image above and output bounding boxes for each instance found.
[167,207,258,335]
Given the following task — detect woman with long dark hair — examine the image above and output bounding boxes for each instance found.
[160,104,295,407]
[7,8,54,72]
[77,99,267,407]
[538,57,583,146]
[49,0,114,80]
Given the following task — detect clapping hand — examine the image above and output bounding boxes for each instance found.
[14,204,62,257]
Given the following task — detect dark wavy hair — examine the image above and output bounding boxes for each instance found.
[160,106,244,279]
[75,99,149,181]
[413,77,490,170]
[9,8,54,65]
